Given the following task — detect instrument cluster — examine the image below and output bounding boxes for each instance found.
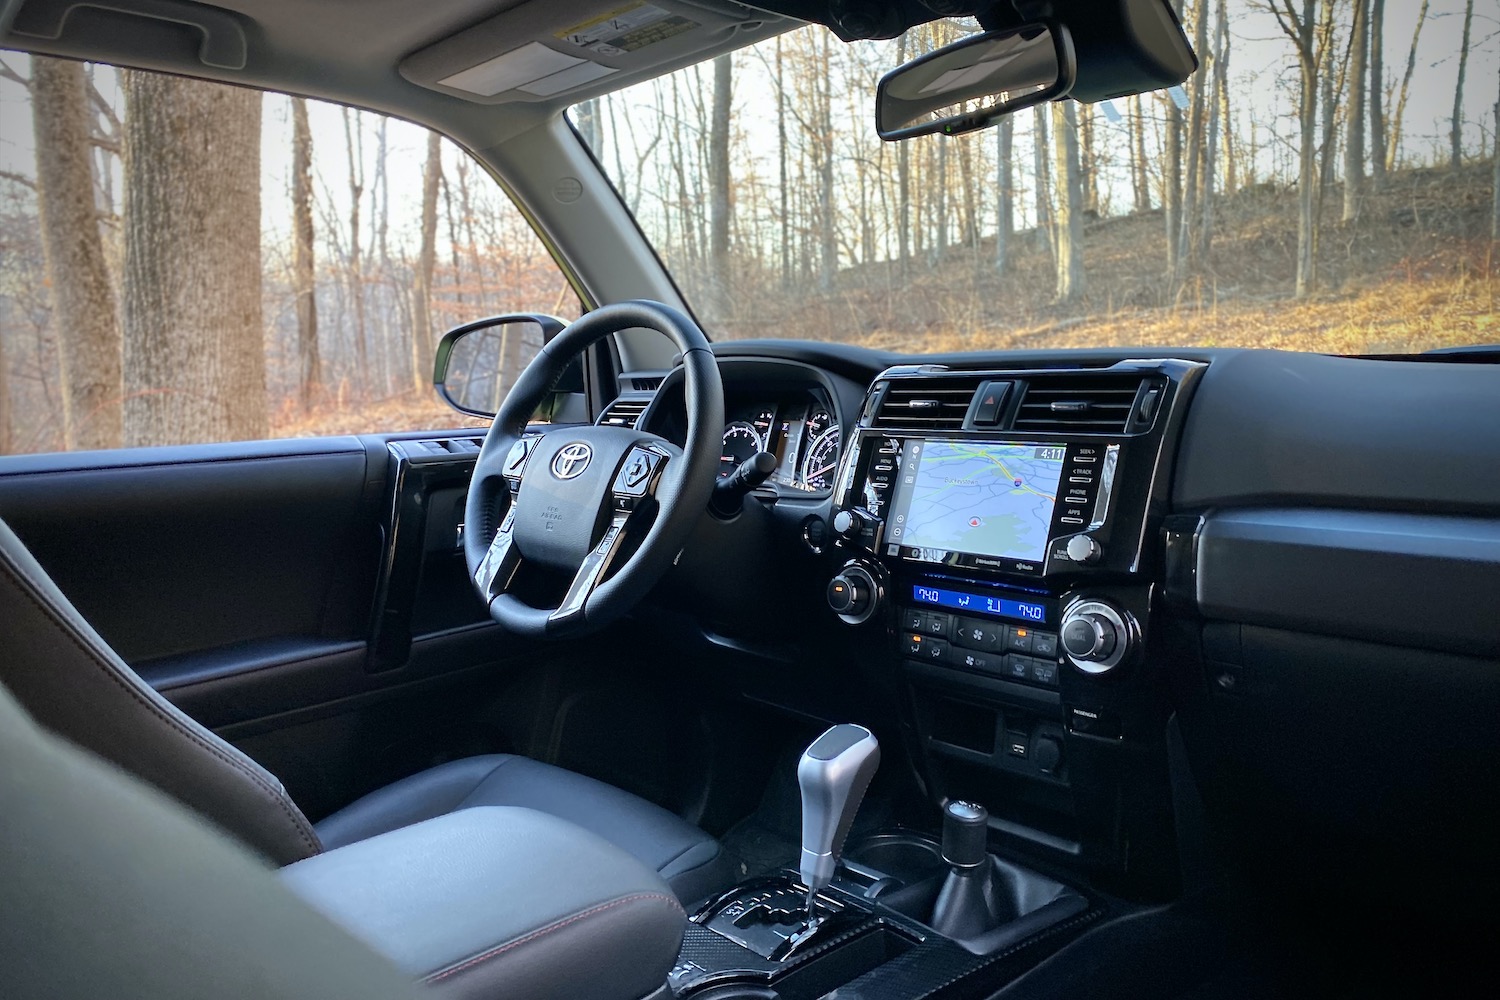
[718,390,843,495]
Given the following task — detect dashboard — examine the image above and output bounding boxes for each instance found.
[605,339,1500,934]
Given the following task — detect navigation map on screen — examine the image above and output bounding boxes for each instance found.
[892,441,1065,563]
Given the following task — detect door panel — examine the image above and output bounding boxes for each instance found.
[0,432,535,820]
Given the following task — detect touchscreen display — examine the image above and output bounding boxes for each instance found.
[888,440,1066,565]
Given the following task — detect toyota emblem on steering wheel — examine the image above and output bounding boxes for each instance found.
[550,442,593,480]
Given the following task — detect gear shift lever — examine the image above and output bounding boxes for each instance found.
[797,724,880,922]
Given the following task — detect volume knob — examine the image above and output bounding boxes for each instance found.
[1065,535,1103,565]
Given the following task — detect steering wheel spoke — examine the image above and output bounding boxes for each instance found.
[473,506,522,599]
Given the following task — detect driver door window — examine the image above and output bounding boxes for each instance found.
[0,57,580,455]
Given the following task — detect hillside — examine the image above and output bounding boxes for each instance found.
[727,160,1498,356]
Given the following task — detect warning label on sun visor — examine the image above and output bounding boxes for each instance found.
[557,3,698,57]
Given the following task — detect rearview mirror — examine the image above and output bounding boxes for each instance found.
[433,314,566,418]
[876,22,1076,141]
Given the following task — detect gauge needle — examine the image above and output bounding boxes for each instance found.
[808,463,837,479]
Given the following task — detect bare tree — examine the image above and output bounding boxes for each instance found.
[1368,0,1387,189]
[1265,0,1322,298]
[412,132,441,395]
[1388,0,1429,174]
[708,54,733,316]
[1180,0,1212,273]
[342,108,367,392]
[31,57,121,450]
[120,72,266,445]
[1492,61,1499,241]
[1131,95,1151,213]
[291,97,319,409]
[1052,102,1085,304]
[1343,0,1368,222]
[1451,0,1475,169]
[1162,88,1183,279]
[995,115,1014,272]
[1032,104,1052,258]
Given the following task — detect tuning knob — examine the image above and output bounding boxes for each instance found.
[1065,534,1103,565]
[1059,600,1131,675]
[832,508,873,541]
[827,564,879,624]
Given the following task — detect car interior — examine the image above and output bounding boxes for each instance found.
[2,1,1498,999]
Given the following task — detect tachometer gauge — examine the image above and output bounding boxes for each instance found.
[806,407,833,440]
[800,428,842,491]
[720,421,764,479]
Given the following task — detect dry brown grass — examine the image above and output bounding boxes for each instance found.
[854,268,1499,356]
[269,389,488,440]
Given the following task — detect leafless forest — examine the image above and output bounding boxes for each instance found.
[1,0,1497,456]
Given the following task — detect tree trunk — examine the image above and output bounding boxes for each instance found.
[1032,104,1052,258]
[1080,108,1099,217]
[1388,0,1429,173]
[1492,63,1499,241]
[412,132,442,395]
[291,97,319,409]
[817,34,836,290]
[121,72,266,445]
[1368,0,1387,189]
[1132,95,1151,212]
[31,57,121,450]
[995,116,1014,272]
[708,54,733,318]
[934,139,948,261]
[777,37,792,288]
[1180,0,1211,273]
[1343,0,1368,223]
[1163,90,1183,280]
[1294,0,1319,298]
[1198,0,1228,262]
[1451,0,1474,169]
[342,108,367,395]
[1052,102,1085,304]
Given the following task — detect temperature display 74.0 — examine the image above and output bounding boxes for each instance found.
[912,585,1048,625]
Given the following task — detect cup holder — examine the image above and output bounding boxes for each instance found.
[844,832,946,886]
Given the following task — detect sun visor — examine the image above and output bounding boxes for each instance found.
[401,0,787,105]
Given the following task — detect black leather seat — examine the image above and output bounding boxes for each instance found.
[317,755,727,903]
[0,516,727,903]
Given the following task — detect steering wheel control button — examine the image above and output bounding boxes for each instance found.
[613,449,660,497]
[504,438,533,477]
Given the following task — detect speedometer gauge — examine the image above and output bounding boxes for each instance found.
[800,428,841,491]
[720,421,764,479]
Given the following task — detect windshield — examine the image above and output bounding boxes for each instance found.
[576,6,1497,354]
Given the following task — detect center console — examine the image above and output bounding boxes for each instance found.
[825,360,1204,892]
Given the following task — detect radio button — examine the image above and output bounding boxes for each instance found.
[1007,627,1036,654]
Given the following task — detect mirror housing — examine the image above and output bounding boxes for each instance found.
[876,21,1075,141]
[433,314,568,419]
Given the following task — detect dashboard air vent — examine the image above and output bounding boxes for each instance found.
[597,394,652,429]
[1013,375,1144,433]
[871,377,982,430]
[630,376,664,392]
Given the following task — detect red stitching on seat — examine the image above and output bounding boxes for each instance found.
[423,891,684,984]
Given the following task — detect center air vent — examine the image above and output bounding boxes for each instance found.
[1012,375,1145,433]
[597,394,652,429]
[872,377,982,430]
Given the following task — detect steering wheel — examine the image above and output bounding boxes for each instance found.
[464,300,723,638]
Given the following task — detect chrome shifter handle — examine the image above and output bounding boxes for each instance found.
[797,724,880,908]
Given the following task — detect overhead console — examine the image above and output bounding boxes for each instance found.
[826,359,1204,893]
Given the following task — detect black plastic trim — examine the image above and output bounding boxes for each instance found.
[1195,507,1500,657]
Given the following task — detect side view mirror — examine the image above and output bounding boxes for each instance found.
[876,21,1076,141]
[433,314,567,419]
